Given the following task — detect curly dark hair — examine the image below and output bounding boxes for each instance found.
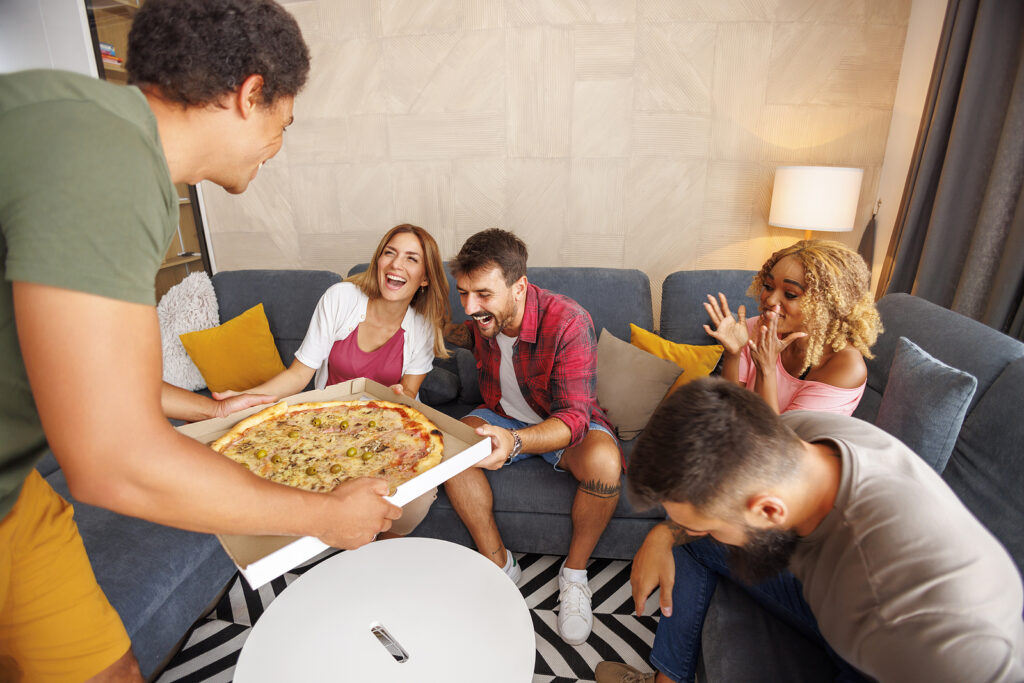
[126,0,310,107]
[450,228,528,285]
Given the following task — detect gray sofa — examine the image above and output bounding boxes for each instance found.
[34,266,1024,681]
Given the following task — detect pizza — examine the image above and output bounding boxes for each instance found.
[210,399,444,493]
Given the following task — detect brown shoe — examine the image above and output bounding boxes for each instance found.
[595,661,657,683]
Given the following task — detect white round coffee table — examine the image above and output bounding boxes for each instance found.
[233,537,535,682]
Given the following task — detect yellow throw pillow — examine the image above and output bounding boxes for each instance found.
[179,303,286,392]
[629,324,724,394]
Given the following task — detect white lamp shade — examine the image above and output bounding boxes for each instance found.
[768,166,864,232]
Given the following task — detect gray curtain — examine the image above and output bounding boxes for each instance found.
[879,0,1024,340]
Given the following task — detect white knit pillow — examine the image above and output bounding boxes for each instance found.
[157,272,219,390]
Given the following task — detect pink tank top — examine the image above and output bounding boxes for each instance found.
[326,327,405,387]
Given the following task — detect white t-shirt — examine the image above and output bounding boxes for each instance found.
[294,282,435,390]
[496,332,543,424]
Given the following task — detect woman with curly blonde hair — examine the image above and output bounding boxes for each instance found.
[703,239,882,415]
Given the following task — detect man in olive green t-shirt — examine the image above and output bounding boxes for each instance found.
[0,1,400,680]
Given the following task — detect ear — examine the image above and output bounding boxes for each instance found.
[745,493,789,529]
[513,275,528,301]
[237,74,266,120]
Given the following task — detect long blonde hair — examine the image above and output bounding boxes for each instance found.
[348,224,450,359]
[749,239,881,374]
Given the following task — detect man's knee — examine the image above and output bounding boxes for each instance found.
[568,433,622,481]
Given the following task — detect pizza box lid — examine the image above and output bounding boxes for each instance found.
[175,378,491,588]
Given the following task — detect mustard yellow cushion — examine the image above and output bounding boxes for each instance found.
[179,303,286,392]
[629,324,724,394]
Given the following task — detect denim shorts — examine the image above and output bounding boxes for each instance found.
[466,407,616,472]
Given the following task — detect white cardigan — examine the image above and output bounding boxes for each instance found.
[294,282,435,390]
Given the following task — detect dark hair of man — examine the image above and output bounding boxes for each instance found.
[125,0,310,107]
[627,377,803,515]
[450,228,528,286]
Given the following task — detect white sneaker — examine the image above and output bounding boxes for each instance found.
[501,550,522,585]
[557,573,593,645]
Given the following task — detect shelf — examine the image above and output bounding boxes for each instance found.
[161,253,203,269]
[178,197,191,205]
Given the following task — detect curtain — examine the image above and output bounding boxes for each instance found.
[878,0,1024,340]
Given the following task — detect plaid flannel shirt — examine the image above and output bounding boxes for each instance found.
[464,283,615,449]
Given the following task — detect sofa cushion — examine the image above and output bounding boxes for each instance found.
[942,356,1024,576]
[179,303,286,392]
[213,269,343,371]
[874,337,977,473]
[157,272,219,391]
[597,329,681,440]
[630,324,723,393]
[855,294,1024,424]
[660,270,758,345]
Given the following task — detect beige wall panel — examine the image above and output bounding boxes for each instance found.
[388,112,505,159]
[624,158,707,310]
[298,231,385,274]
[406,30,505,114]
[712,23,771,115]
[768,23,905,108]
[639,0,774,23]
[290,163,396,234]
[383,34,462,114]
[569,159,627,236]
[775,0,864,22]
[866,0,912,25]
[453,158,507,240]
[391,161,456,253]
[635,22,715,113]
[298,39,387,118]
[380,0,463,36]
[572,79,632,157]
[212,232,295,271]
[633,111,711,158]
[560,234,626,268]
[507,0,636,25]
[506,159,570,263]
[574,24,635,80]
[286,115,388,164]
[288,0,381,42]
[507,26,573,157]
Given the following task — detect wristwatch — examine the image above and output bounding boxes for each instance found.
[505,429,523,466]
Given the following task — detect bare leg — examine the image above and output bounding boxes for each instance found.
[443,416,508,567]
[85,649,142,683]
[558,429,621,570]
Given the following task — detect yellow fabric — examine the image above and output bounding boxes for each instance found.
[179,303,286,392]
[629,324,724,394]
[0,471,131,681]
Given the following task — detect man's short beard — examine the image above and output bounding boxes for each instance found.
[726,526,799,585]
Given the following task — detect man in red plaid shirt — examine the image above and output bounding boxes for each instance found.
[444,229,622,646]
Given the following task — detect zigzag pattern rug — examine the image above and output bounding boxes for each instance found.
[155,551,661,683]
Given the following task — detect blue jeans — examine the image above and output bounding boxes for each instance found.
[466,408,617,472]
[650,538,865,682]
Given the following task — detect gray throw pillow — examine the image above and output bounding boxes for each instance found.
[875,337,977,473]
[596,329,682,441]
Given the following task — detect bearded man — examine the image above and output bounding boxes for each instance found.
[596,377,1024,683]
[443,228,622,646]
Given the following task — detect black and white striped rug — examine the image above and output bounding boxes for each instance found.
[156,551,660,682]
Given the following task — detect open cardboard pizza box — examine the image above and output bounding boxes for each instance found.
[175,378,490,588]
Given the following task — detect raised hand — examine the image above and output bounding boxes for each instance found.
[702,293,748,354]
[211,391,277,418]
[747,306,806,373]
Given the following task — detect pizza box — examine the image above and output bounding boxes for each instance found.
[175,377,491,588]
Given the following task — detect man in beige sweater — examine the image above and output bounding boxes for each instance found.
[598,377,1024,683]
